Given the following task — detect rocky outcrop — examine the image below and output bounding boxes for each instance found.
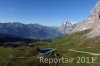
[59,21,76,34]
[86,0,100,37]
[73,0,100,32]
[60,0,100,38]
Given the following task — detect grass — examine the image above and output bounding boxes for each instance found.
[0,29,100,66]
[47,29,100,66]
[0,46,39,66]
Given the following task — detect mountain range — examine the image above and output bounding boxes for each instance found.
[0,0,100,40]
[0,22,61,39]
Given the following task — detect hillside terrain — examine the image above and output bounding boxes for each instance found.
[49,29,100,66]
[0,29,100,66]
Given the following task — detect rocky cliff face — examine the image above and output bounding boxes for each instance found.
[73,0,100,32]
[86,0,100,37]
[60,0,100,38]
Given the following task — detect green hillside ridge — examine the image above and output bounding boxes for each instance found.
[49,29,100,66]
[0,29,100,66]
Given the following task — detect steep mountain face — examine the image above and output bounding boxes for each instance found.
[0,22,61,39]
[86,0,100,37]
[60,0,100,38]
[59,21,76,34]
[73,0,100,32]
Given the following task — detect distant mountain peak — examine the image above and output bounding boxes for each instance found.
[59,0,100,37]
[59,21,77,34]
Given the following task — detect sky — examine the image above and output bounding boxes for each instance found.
[0,0,97,26]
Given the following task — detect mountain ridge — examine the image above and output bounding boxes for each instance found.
[59,0,100,38]
[0,22,61,39]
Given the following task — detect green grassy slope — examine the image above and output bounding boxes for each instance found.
[0,46,39,66]
[0,29,100,66]
[49,29,100,66]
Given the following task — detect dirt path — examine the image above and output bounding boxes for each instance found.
[69,49,100,56]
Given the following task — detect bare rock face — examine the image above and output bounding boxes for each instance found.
[60,0,100,37]
[62,0,100,37]
[73,0,100,32]
[85,0,100,37]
